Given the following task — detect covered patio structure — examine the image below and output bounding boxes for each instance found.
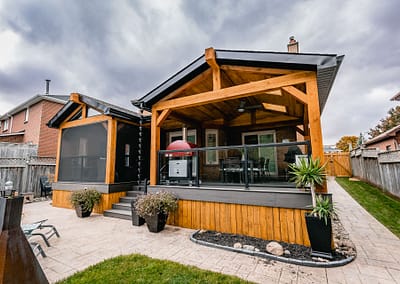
[134,47,343,245]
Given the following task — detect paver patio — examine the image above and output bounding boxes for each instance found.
[21,178,400,283]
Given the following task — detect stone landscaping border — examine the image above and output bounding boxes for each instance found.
[190,231,356,268]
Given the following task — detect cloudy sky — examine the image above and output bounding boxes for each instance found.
[0,0,399,144]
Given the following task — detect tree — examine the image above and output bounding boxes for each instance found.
[368,106,400,138]
[335,136,358,151]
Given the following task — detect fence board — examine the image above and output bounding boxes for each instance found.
[323,152,352,177]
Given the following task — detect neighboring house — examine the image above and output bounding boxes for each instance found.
[364,124,400,151]
[0,94,68,157]
[131,46,343,245]
[47,93,150,212]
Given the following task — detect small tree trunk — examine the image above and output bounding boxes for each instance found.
[310,184,317,215]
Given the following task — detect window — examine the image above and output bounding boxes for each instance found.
[3,119,9,131]
[24,108,29,122]
[168,129,197,144]
[205,129,218,164]
[242,130,277,174]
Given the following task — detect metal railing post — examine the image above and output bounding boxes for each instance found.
[243,146,249,189]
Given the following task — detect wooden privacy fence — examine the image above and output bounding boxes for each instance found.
[350,148,400,198]
[323,152,351,177]
[0,156,55,197]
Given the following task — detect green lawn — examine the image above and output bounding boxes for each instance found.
[336,177,400,238]
[57,254,252,284]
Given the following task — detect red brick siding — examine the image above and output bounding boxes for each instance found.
[38,101,64,157]
[23,102,43,144]
[367,138,397,151]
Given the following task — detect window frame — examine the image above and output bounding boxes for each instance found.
[205,129,219,165]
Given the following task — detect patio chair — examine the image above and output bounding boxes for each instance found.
[22,219,60,247]
[39,176,52,197]
[30,241,47,257]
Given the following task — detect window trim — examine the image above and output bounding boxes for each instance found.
[24,108,29,123]
[205,129,218,165]
[3,119,9,131]
[168,129,197,144]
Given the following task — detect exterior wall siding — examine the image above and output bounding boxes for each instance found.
[38,101,64,157]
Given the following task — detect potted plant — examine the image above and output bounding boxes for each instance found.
[289,157,336,259]
[70,188,102,218]
[134,191,178,233]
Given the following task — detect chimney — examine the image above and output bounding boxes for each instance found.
[45,79,51,95]
[287,36,299,53]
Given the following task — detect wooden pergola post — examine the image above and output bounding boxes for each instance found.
[105,119,117,184]
[306,75,327,192]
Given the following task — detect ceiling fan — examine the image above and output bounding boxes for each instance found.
[237,100,287,113]
[237,100,262,113]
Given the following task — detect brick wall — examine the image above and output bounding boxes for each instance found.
[23,102,42,144]
[38,100,64,157]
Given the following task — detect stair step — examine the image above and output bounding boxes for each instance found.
[119,196,138,203]
[126,191,145,198]
[112,202,131,211]
[103,209,131,220]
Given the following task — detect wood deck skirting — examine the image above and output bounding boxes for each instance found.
[150,186,314,246]
[52,189,126,213]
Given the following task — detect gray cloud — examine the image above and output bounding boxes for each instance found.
[0,0,399,145]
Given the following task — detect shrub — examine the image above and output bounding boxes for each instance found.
[70,188,102,212]
[135,191,178,217]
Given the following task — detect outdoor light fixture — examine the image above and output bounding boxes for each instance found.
[237,100,246,113]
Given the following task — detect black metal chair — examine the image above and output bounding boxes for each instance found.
[39,176,52,197]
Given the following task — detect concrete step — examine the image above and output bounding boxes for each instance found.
[112,202,131,211]
[119,196,138,203]
[103,209,131,220]
[126,191,144,198]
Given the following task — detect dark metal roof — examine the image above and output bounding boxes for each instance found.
[136,49,344,113]
[47,94,144,128]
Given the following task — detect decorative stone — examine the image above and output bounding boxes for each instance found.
[243,245,255,251]
[233,242,242,249]
[284,249,291,256]
[198,229,207,234]
[255,248,260,252]
[266,241,284,256]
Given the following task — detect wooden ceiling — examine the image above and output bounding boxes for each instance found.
[157,64,307,131]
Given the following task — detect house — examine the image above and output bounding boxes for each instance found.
[47,93,150,212]
[132,45,343,245]
[0,91,68,157]
[364,124,400,151]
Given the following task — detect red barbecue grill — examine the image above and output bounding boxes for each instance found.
[165,140,197,184]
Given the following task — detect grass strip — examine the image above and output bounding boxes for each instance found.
[336,177,400,238]
[57,253,252,284]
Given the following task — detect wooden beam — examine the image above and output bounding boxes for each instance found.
[156,109,171,126]
[54,129,62,183]
[306,76,326,192]
[60,114,110,129]
[160,69,212,102]
[154,71,314,111]
[282,86,308,104]
[220,65,298,75]
[69,93,81,103]
[262,103,287,113]
[150,111,160,185]
[105,119,117,184]
[205,47,221,90]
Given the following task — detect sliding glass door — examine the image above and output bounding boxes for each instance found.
[242,131,277,175]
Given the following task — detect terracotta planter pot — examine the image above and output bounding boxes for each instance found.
[144,213,168,233]
[74,205,92,218]
[305,214,333,259]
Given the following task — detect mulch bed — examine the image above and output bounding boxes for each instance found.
[192,216,356,263]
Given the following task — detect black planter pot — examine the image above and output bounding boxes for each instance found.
[74,205,92,218]
[305,214,333,259]
[131,201,145,226]
[144,213,168,233]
